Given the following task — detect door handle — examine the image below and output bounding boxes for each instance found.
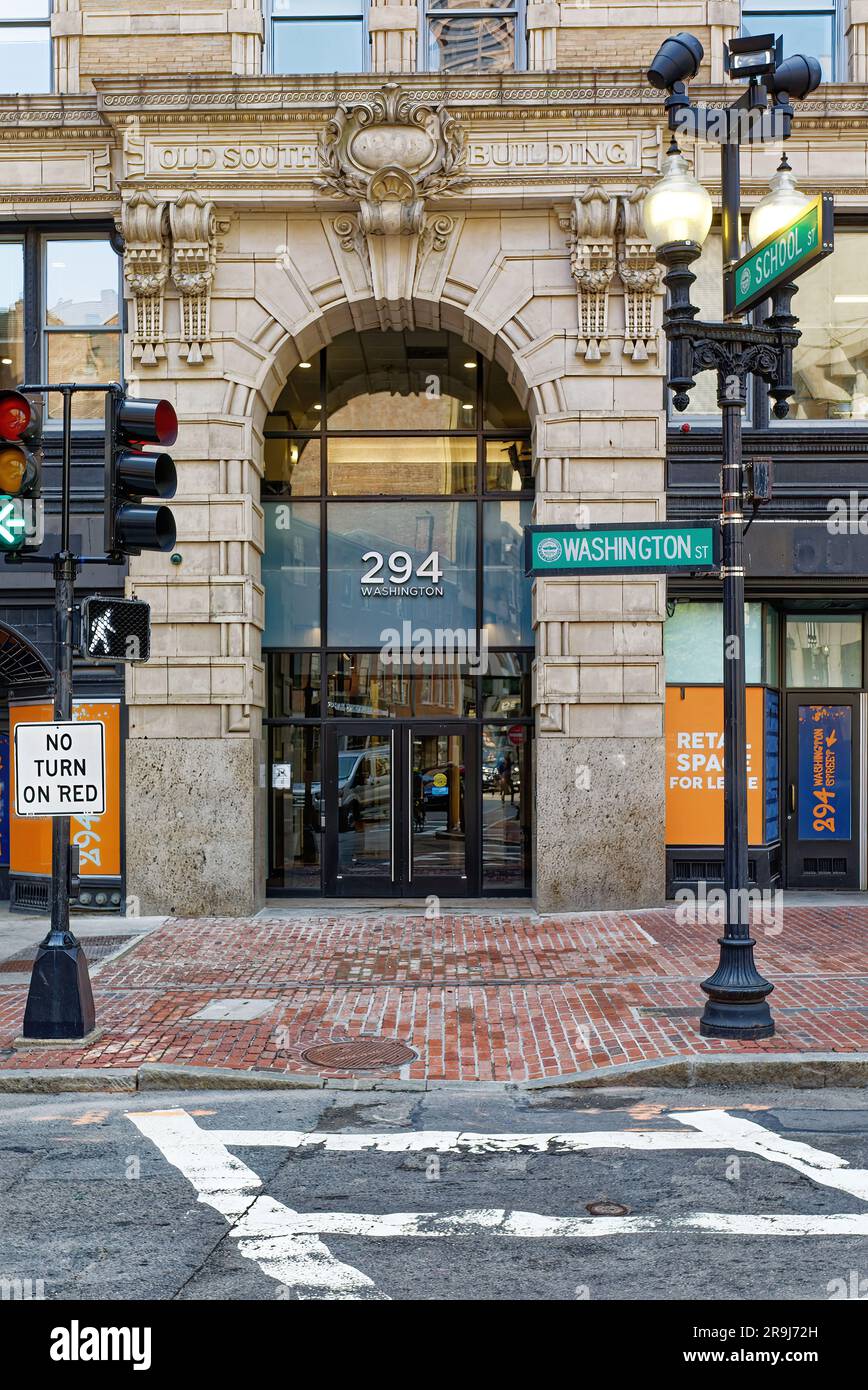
[390,729,396,882]
[407,733,413,881]
[788,783,796,816]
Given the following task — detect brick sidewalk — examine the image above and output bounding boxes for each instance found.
[1,905,866,1080]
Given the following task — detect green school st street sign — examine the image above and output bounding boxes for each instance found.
[725,193,834,319]
[524,523,719,577]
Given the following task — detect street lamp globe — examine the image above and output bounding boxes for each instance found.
[748,153,810,248]
[643,144,713,251]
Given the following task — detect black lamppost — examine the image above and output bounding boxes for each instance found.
[644,32,824,1039]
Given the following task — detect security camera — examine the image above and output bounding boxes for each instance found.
[647,32,704,91]
[768,54,823,101]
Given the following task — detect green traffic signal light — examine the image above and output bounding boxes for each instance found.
[0,495,27,551]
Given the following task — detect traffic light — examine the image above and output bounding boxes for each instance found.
[104,391,178,557]
[0,390,42,553]
[80,595,151,662]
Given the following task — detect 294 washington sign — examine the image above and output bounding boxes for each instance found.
[524,523,719,577]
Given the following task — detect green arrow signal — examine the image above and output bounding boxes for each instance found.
[0,496,26,550]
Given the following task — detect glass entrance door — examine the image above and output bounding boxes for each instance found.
[323,722,476,895]
[325,725,396,896]
[408,725,474,896]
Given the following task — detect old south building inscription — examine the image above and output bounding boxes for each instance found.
[148,136,647,179]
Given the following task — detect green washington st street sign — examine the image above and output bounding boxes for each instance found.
[524,523,719,577]
[725,193,834,319]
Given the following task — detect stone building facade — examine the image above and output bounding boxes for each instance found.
[1,1,868,915]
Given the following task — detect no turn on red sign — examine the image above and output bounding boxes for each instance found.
[13,720,106,818]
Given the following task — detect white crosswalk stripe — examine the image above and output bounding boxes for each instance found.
[128,1107,868,1300]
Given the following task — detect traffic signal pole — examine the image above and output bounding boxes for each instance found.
[10,380,177,1040]
[22,385,95,1039]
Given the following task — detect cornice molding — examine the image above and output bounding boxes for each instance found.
[2,76,868,134]
[81,73,868,121]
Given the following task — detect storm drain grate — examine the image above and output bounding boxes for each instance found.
[301,1039,418,1070]
[0,935,137,972]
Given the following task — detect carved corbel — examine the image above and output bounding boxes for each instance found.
[618,189,665,363]
[563,188,618,362]
[316,84,466,323]
[122,192,170,368]
[169,190,218,366]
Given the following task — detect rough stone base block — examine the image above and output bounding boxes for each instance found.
[125,738,265,916]
[534,735,666,911]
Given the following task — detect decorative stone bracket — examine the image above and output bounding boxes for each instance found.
[619,188,665,364]
[122,192,170,368]
[562,186,665,363]
[170,191,218,366]
[316,83,466,323]
[564,187,618,362]
[122,189,219,367]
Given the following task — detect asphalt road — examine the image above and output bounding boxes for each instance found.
[1,1084,867,1302]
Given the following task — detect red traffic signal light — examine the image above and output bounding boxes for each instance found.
[117,397,178,448]
[0,389,41,499]
[0,390,31,439]
[105,393,178,556]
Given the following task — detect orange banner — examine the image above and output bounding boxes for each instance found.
[9,700,121,878]
[665,686,765,846]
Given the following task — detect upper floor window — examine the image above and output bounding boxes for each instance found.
[0,2,52,95]
[778,229,868,422]
[0,229,121,424]
[43,236,121,422]
[742,0,837,83]
[270,0,368,73]
[0,239,24,394]
[424,0,521,72]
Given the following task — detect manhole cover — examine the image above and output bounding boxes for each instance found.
[586,1200,631,1217]
[301,1039,417,1070]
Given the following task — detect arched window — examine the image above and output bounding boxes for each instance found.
[262,329,535,896]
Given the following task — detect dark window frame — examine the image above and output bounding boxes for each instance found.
[0,220,124,433]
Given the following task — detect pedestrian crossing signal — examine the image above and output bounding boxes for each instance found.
[80,596,151,663]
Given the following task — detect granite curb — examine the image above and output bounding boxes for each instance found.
[1,1052,867,1092]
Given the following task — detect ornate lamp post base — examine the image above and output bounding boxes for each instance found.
[700,938,775,1039]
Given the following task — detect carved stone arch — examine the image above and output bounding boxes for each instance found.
[231,288,547,432]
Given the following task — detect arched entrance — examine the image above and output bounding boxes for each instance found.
[0,622,51,903]
[262,326,534,897]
